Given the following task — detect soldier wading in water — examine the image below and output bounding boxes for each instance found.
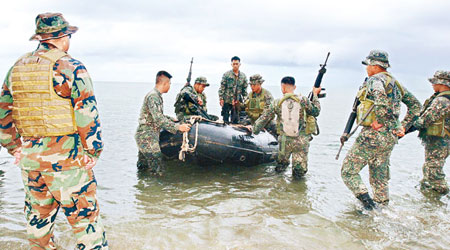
[340,50,421,210]
[0,13,108,249]
[135,71,191,175]
[248,76,321,178]
[412,70,450,195]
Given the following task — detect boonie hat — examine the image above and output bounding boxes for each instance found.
[194,76,209,86]
[30,12,78,41]
[362,49,390,69]
[249,74,265,85]
[429,70,450,88]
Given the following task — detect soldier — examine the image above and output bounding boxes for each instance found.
[412,70,450,195]
[219,56,248,124]
[249,76,321,178]
[340,50,422,210]
[0,13,108,249]
[135,71,191,175]
[244,74,276,134]
[174,76,210,121]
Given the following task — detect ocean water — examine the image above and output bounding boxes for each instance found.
[0,81,448,249]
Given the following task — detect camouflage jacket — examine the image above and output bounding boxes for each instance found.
[0,43,103,172]
[413,92,450,139]
[219,70,248,104]
[136,88,179,146]
[174,85,207,119]
[362,72,421,131]
[253,93,320,135]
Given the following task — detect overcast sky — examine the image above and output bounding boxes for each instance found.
[1,0,449,94]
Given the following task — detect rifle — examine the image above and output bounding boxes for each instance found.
[231,74,241,124]
[308,52,330,101]
[335,97,360,160]
[183,93,212,120]
[185,57,194,86]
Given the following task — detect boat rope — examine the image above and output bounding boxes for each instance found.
[178,116,202,161]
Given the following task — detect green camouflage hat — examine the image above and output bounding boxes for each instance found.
[249,74,265,85]
[30,13,78,41]
[362,49,390,69]
[194,76,209,86]
[429,70,450,87]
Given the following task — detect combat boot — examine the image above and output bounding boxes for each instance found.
[356,193,376,210]
[275,163,288,173]
[292,168,306,179]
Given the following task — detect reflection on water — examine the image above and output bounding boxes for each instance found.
[0,82,449,249]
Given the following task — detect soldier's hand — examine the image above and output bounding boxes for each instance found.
[179,124,192,132]
[312,87,321,96]
[220,100,224,107]
[340,135,348,144]
[245,125,253,132]
[394,126,405,137]
[13,147,22,165]
[83,155,97,170]
[371,120,383,131]
[197,97,203,106]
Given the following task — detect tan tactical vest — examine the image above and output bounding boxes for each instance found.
[10,49,77,137]
[424,91,450,137]
[246,89,266,122]
[356,72,404,126]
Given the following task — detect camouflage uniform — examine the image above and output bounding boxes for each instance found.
[135,88,179,174]
[253,93,320,178]
[413,71,450,194]
[341,50,422,205]
[219,70,248,123]
[245,74,275,133]
[0,13,107,249]
[174,76,209,121]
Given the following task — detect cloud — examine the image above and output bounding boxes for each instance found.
[0,0,449,89]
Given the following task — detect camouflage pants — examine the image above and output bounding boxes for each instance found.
[21,168,108,250]
[421,137,449,194]
[277,134,310,176]
[341,128,396,203]
[137,151,164,174]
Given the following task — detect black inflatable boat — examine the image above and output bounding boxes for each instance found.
[160,120,278,166]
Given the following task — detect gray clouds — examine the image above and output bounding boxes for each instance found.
[0,0,449,93]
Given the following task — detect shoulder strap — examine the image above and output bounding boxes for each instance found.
[436,91,450,100]
[278,93,301,108]
[381,72,404,96]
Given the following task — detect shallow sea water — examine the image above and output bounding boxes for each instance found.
[0,81,448,249]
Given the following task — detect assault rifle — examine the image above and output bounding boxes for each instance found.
[335,97,360,160]
[231,75,242,124]
[308,52,330,101]
[183,93,212,120]
[181,57,212,120]
[186,57,194,86]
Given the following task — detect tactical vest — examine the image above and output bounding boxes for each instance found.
[277,93,305,137]
[246,89,267,122]
[10,49,77,137]
[356,72,404,126]
[423,91,450,137]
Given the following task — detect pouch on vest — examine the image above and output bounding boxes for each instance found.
[280,97,301,137]
[356,87,376,126]
[305,115,318,135]
[246,90,266,122]
[424,91,450,137]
